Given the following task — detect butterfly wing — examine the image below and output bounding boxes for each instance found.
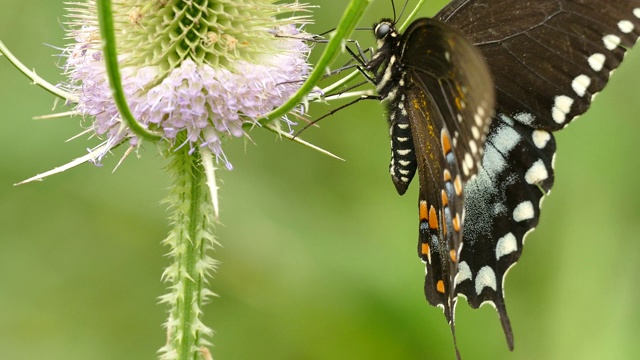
[394,18,495,351]
[435,0,640,349]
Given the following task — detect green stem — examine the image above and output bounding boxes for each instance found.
[160,143,217,360]
[0,40,76,102]
[398,0,427,33]
[252,0,372,127]
[181,157,203,359]
[96,0,162,141]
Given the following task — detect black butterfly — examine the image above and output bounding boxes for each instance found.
[363,0,640,357]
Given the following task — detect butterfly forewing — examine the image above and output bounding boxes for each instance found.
[400,19,495,318]
[438,0,640,130]
[401,20,495,180]
[367,18,495,346]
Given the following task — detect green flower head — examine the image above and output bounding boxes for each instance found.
[65,0,311,169]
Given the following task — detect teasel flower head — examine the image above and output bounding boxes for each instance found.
[64,0,312,170]
[3,0,374,357]
[53,1,314,359]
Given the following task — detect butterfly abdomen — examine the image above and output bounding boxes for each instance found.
[366,21,420,195]
[387,92,418,195]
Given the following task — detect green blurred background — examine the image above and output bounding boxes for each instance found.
[1,1,639,359]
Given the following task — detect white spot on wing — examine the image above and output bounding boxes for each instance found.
[474,114,482,127]
[482,145,505,176]
[635,8,640,18]
[498,113,513,126]
[475,266,497,294]
[482,118,522,175]
[513,201,535,222]
[618,20,634,33]
[455,261,472,286]
[532,130,551,149]
[462,162,470,177]
[552,95,574,124]
[571,74,591,97]
[496,233,518,260]
[525,159,549,185]
[471,125,480,140]
[603,34,621,50]
[588,53,606,72]
[469,140,478,155]
[464,153,474,169]
[514,112,534,125]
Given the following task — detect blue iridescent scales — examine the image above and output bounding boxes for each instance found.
[364,1,640,358]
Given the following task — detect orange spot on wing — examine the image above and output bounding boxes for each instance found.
[429,206,439,230]
[436,280,445,293]
[441,190,448,207]
[454,175,463,196]
[453,213,461,232]
[450,249,457,263]
[443,169,452,182]
[419,200,428,221]
[441,131,452,156]
[421,243,430,256]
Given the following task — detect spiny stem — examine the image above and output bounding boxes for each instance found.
[160,142,217,360]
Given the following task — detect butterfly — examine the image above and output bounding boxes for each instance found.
[362,0,640,357]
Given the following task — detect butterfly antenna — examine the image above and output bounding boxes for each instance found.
[391,0,398,22]
[315,27,336,37]
[397,0,410,24]
[293,94,378,139]
[274,32,328,43]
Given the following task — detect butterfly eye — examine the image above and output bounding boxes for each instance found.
[375,23,391,39]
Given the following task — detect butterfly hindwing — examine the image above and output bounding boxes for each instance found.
[455,115,557,349]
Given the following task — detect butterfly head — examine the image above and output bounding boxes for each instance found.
[373,20,393,39]
[367,19,402,74]
[372,19,399,48]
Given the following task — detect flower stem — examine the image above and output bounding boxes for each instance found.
[254,0,372,127]
[160,142,217,360]
[96,0,162,141]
